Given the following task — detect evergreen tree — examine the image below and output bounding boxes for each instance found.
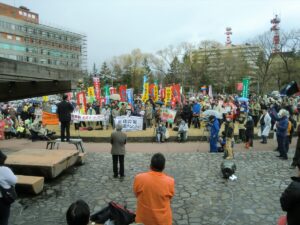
[164,56,181,85]
[142,58,154,83]
[99,62,112,85]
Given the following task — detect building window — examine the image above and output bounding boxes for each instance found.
[11,24,15,30]
[27,57,33,62]
[41,49,47,55]
[9,55,17,60]
[23,12,27,16]
[19,11,22,15]
[16,36,21,41]
[7,34,13,40]
[32,15,36,19]
[40,59,46,64]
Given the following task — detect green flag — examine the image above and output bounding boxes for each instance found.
[242,78,250,98]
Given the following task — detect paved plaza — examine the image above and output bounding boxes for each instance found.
[0,139,297,225]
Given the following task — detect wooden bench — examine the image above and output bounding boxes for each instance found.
[46,138,85,153]
[16,175,44,194]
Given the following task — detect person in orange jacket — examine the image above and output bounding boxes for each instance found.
[133,153,175,225]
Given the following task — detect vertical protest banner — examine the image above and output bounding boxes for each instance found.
[242,78,250,98]
[93,77,101,103]
[172,84,181,104]
[154,81,159,102]
[119,85,127,102]
[142,75,149,102]
[208,85,213,98]
[87,87,95,97]
[149,84,155,99]
[104,85,110,105]
[77,92,87,113]
[165,87,172,105]
[126,88,134,106]
[109,87,116,95]
[87,87,95,103]
[160,87,165,100]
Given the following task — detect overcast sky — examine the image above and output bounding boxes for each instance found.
[2,0,300,71]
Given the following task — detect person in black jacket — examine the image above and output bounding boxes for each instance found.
[56,95,74,142]
[291,124,300,169]
[245,115,254,149]
[280,160,300,225]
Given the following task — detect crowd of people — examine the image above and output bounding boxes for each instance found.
[1,92,300,224]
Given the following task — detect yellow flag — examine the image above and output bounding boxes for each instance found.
[42,96,48,102]
[165,87,172,104]
[143,83,149,102]
[87,87,95,97]
[154,85,159,102]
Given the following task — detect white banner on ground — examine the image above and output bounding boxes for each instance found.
[71,114,105,122]
[114,116,143,131]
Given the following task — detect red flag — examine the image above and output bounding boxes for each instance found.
[236,83,243,91]
[109,87,116,95]
[76,92,87,113]
[93,77,101,103]
[149,84,155,98]
[172,84,181,103]
[119,85,127,102]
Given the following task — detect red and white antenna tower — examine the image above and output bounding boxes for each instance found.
[225,27,232,46]
[270,15,280,53]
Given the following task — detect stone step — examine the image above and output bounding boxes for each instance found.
[16,175,44,195]
[6,149,79,179]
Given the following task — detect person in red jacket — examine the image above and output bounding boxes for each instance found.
[133,153,175,225]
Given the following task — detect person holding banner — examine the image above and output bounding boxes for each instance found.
[56,94,74,142]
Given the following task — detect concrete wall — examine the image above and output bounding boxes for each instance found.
[0,57,85,101]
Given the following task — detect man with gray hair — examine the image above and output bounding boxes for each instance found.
[111,124,127,179]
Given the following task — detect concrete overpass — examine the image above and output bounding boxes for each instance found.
[0,57,85,102]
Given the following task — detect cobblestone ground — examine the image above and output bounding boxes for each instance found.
[9,149,295,225]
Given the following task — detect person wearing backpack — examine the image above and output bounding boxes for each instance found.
[0,150,17,225]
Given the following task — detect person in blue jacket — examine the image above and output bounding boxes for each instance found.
[208,115,220,153]
[276,109,289,160]
[192,100,201,128]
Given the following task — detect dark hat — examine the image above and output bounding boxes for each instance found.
[0,150,7,161]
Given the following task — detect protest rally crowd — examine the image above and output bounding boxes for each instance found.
[1,85,300,224]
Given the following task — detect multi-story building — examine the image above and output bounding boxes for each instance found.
[191,44,262,76]
[0,3,87,71]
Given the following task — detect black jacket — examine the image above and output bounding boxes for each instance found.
[280,176,300,225]
[245,119,254,138]
[56,100,74,122]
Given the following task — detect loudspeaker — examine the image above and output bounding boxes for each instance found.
[221,161,236,179]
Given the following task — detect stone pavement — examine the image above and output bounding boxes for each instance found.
[1,139,297,225]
